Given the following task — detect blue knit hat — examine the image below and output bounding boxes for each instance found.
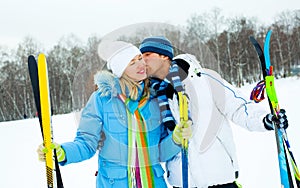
[139,36,174,59]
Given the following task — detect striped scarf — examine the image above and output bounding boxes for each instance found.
[118,94,155,188]
[150,77,176,131]
[150,61,185,131]
[166,61,184,92]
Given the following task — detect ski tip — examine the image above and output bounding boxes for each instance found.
[38,53,47,63]
[38,53,46,59]
[264,30,272,69]
[249,36,259,45]
[249,35,264,56]
[265,30,272,43]
[28,55,36,62]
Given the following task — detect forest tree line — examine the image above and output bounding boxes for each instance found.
[1,8,299,122]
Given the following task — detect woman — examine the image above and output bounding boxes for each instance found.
[37,41,182,188]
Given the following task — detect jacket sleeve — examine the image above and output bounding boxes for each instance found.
[207,70,269,132]
[159,125,181,162]
[60,91,103,165]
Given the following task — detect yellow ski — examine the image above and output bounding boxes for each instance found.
[38,54,55,188]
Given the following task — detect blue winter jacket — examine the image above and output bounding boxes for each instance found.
[60,71,180,188]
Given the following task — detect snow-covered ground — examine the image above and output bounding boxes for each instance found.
[1,77,299,188]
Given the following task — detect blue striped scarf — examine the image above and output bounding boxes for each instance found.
[150,61,186,131]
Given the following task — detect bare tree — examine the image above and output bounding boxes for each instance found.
[273,10,296,76]
[72,35,103,111]
[15,36,42,118]
[1,8,300,122]
[47,34,85,114]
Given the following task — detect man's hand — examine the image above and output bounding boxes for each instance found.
[172,120,192,145]
[263,109,288,130]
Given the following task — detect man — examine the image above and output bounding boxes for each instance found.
[139,36,288,188]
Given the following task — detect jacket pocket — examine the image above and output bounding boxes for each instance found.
[100,166,127,179]
[105,112,127,133]
[99,159,127,179]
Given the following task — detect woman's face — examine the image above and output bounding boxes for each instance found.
[124,54,147,82]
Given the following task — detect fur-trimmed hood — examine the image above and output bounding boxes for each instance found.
[94,71,120,98]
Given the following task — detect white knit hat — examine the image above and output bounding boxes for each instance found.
[98,41,141,78]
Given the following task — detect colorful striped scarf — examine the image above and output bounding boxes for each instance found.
[118,94,155,188]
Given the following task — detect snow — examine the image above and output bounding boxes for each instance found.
[1,77,300,188]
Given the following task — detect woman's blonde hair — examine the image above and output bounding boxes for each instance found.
[119,74,150,100]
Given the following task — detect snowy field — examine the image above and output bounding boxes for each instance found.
[1,77,300,188]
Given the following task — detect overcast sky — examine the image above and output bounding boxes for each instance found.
[1,0,299,49]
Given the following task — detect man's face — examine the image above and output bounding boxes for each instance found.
[142,52,165,77]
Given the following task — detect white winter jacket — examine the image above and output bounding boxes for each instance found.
[166,54,269,187]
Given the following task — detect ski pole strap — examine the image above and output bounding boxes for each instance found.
[250,80,266,103]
